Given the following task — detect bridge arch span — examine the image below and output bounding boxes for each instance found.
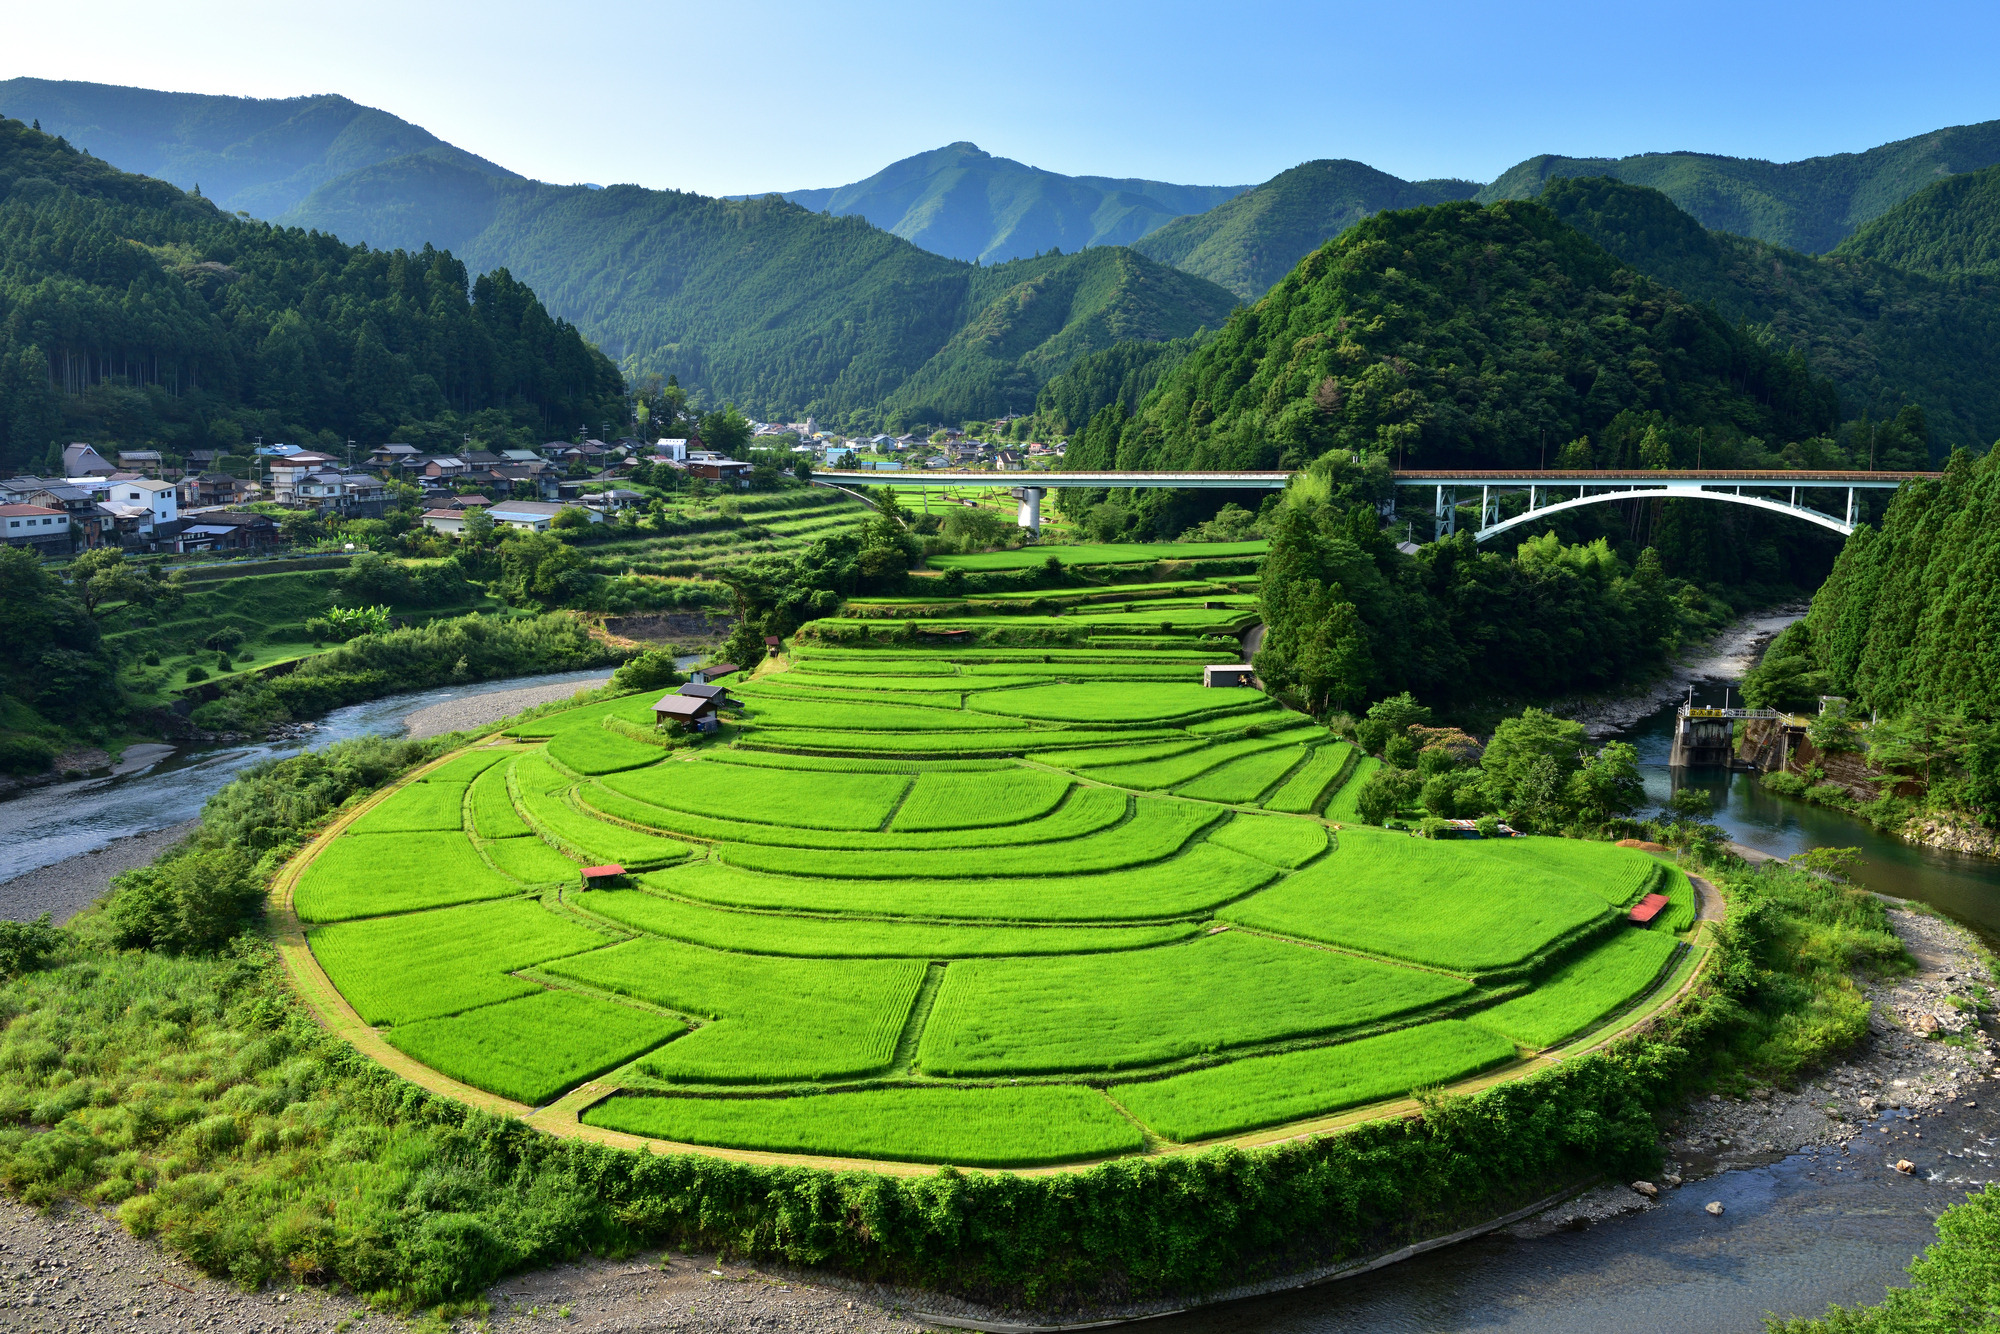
[1473,487,1857,542]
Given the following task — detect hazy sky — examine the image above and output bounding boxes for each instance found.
[8,0,1999,195]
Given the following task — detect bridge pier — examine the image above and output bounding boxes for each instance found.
[1012,486,1045,534]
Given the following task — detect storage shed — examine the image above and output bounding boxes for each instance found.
[1204,664,1255,687]
[1628,892,1670,925]
[652,692,719,732]
[580,864,625,890]
[688,662,739,685]
[679,681,733,704]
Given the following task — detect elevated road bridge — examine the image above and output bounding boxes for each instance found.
[813,468,1934,537]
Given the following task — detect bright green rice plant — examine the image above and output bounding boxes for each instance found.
[1112,1020,1518,1141]
[1217,829,1616,975]
[917,930,1469,1075]
[1469,930,1681,1048]
[577,889,1203,956]
[309,898,615,1025]
[545,938,925,1083]
[293,832,524,922]
[346,782,466,834]
[583,1085,1144,1166]
[383,989,681,1105]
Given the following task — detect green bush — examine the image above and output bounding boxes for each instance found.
[610,649,684,694]
[0,734,57,775]
[107,846,263,954]
[183,665,209,683]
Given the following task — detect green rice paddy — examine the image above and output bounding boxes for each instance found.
[299,585,1708,1165]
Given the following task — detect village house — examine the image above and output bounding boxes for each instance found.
[368,443,423,468]
[0,503,70,553]
[484,500,601,532]
[171,510,280,552]
[62,443,116,477]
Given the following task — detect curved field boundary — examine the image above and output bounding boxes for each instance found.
[270,740,1722,1177]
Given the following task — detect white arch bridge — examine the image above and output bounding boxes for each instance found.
[814,468,1933,537]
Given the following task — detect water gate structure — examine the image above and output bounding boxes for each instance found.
[813,468,1933,536]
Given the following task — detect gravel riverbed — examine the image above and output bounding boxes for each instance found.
[403,677,612,740]
[0,820,200,926]
[1562,605,1807,738]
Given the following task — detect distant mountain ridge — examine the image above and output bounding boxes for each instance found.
[0,78,517,219]
[283,153,1238,426]
[1477,121,2000,254]
[1833,163,2000,275]
[772,142,1246,265]
[1131,160,1481,299]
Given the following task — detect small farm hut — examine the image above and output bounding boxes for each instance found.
[653,692,719,732]
[1204,664,1254,687]
[679,681,733,705]
[1628,892,1670,925]
[580,864,625,890]
[689,662,739,684]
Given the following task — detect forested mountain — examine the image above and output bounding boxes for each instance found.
[1033,336,1207,436]
[773,142,1245,265]
[0,78,517,219]
[1833,164,2000,275]
[0,119,624,469]
[1796,446,2000,716]
[1477,120,2000,255]
[285,153,1236,427]
[1540,176,2000,453]
[1123,123,2000,305]
[1130,161,1480,299]
[1080,198,1837,476]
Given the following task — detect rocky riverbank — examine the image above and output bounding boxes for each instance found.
[1560,605,1807,738]
[1539,900,1997,1229]
[402,676,612,739]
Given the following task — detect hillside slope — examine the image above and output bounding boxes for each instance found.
[1132,160,1480,299]
[1540,176,2000,453]
[1832,163,2000,275]
[0,118,623,470]
[0,78,517,219]
[775,142,1245,265]
[1093,198,1838,473]
[287,153,1235,426]
[1478,120,2000,254]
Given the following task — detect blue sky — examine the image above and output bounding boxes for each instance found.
[8,0,1999,195]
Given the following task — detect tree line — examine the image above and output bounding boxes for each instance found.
[0,117,627,470]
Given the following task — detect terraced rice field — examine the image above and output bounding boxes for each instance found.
[294,582,1709,1162]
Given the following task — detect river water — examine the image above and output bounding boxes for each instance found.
[0,667,618,886]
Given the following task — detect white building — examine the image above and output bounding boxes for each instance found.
[486,501,602,532]
[108,478,178,530]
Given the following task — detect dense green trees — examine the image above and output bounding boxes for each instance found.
[1132,159,1480,300]
[1751,447,2000,827]
[1252,452,1701,713]
[1541,176,2000,454]
[1097,198,1836,475]
[284,153,1237,430]
[1835,163,2000,275]
[0,117,626,468]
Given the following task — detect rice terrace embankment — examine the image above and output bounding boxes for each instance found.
[274,578,1709,1174]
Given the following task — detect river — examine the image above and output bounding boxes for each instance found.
[0,666,618,887]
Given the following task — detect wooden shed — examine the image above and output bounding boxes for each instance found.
[580,864,625,890]
[1628,892,1670,925]
[1204,664,1255,687]
[652,692,719,732]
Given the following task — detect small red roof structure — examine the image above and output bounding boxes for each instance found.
[580,864,624,888]
[1628,892,1670,924]
[764,634,781,648]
